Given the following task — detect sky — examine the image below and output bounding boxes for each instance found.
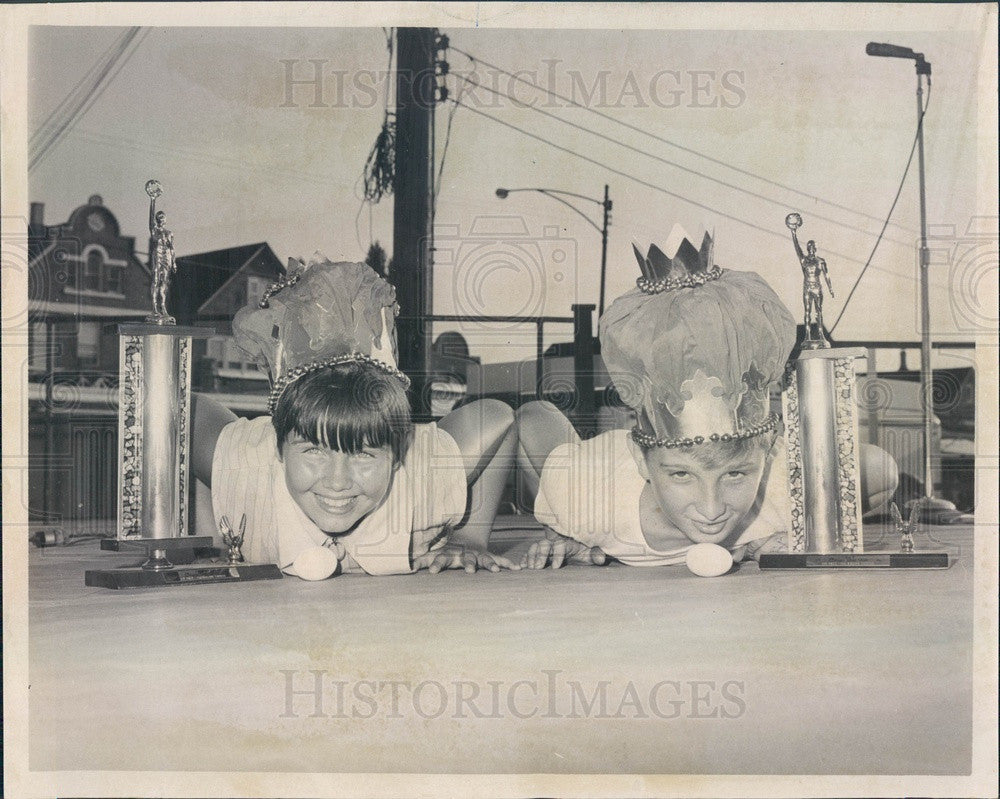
[22,4,998,367]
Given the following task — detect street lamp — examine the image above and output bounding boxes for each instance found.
[495,185,612,317]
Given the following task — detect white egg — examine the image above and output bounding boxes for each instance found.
[685,543,734,577]
[292,546,340,581]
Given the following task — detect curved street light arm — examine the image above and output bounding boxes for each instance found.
[535,190,602,234]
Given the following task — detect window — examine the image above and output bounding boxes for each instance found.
[63,254,77,288]
[77,322,100,367]
[246,276,271,304]
[104,265,123,294]
[83,250,102,291]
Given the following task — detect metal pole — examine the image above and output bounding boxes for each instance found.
[572,303,596,436]
[44,319,55,516]
[599,184,610,318]
[915,70,933,498]
[393,27,437,417]
[535,319,544,399]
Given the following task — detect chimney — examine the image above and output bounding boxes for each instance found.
[30,202,44,227]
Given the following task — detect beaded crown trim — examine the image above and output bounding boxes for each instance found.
[636,265,723,295]
[266,353,411,414]
[259,273,302,309]
[630,411,779,448]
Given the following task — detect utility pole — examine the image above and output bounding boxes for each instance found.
[392,27,436,417]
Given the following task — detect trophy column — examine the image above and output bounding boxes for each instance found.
[116,323,210,568]
[782,347,867,555]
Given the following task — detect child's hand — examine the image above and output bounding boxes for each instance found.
[413,544,521,574]
[511,529,607,570]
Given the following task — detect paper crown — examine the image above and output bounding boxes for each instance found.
[232,255,409,413]
[600,227,796,447]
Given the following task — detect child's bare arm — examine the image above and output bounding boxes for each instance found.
[190,393,238,488]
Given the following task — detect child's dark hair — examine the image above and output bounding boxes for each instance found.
[272,361,412,463]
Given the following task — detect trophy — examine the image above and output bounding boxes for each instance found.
[85,182,282,588]
[145,179,177,325]
[759,213,949,569]
[785,213,834,348]
[219,515,247,564]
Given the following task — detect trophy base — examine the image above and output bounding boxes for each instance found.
[85,563,283,589]
[759,552,950,569]
[100,536,214,566]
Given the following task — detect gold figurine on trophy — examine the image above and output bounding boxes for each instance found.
[145,179,177,325]
[785,212,834,348]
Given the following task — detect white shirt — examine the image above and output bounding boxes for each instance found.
[535,429,791,566]
[211,416,467,577]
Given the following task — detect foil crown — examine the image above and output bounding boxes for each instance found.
[632,225,720,294]
[600,228,796,446]
[231,255,409,411]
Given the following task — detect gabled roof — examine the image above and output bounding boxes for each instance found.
[172,242,283,323]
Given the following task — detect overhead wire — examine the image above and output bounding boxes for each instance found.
[434,53,462,212]
[449,44,919,237]
[30,32,127,148]
[450,70,913,248]
[356,28,395,255]
[449,94,946,289]
[30,27,144,172]
[829,82,931,333]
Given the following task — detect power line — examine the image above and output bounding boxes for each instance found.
[67,126,345,188]
[30,31,128,148]
[450,96,948,291]
[449,44,918,237]
[71,30,150,144]
[435,72,463,208]
[829,84,930,334]
[30,28,143,172]
[451,70,913,248]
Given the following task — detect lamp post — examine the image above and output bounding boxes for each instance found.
[495,185,612,317]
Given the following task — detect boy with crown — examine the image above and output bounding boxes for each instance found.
[515,227,899,570]
[190,256,518,580]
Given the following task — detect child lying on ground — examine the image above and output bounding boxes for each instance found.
[191,256,516,579]
[514,229,898,569]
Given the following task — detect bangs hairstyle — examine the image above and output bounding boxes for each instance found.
[272,362,413,463]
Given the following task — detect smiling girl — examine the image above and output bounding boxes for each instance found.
[191,257,516,580]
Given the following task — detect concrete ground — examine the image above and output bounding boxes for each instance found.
[27,517,974,777]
